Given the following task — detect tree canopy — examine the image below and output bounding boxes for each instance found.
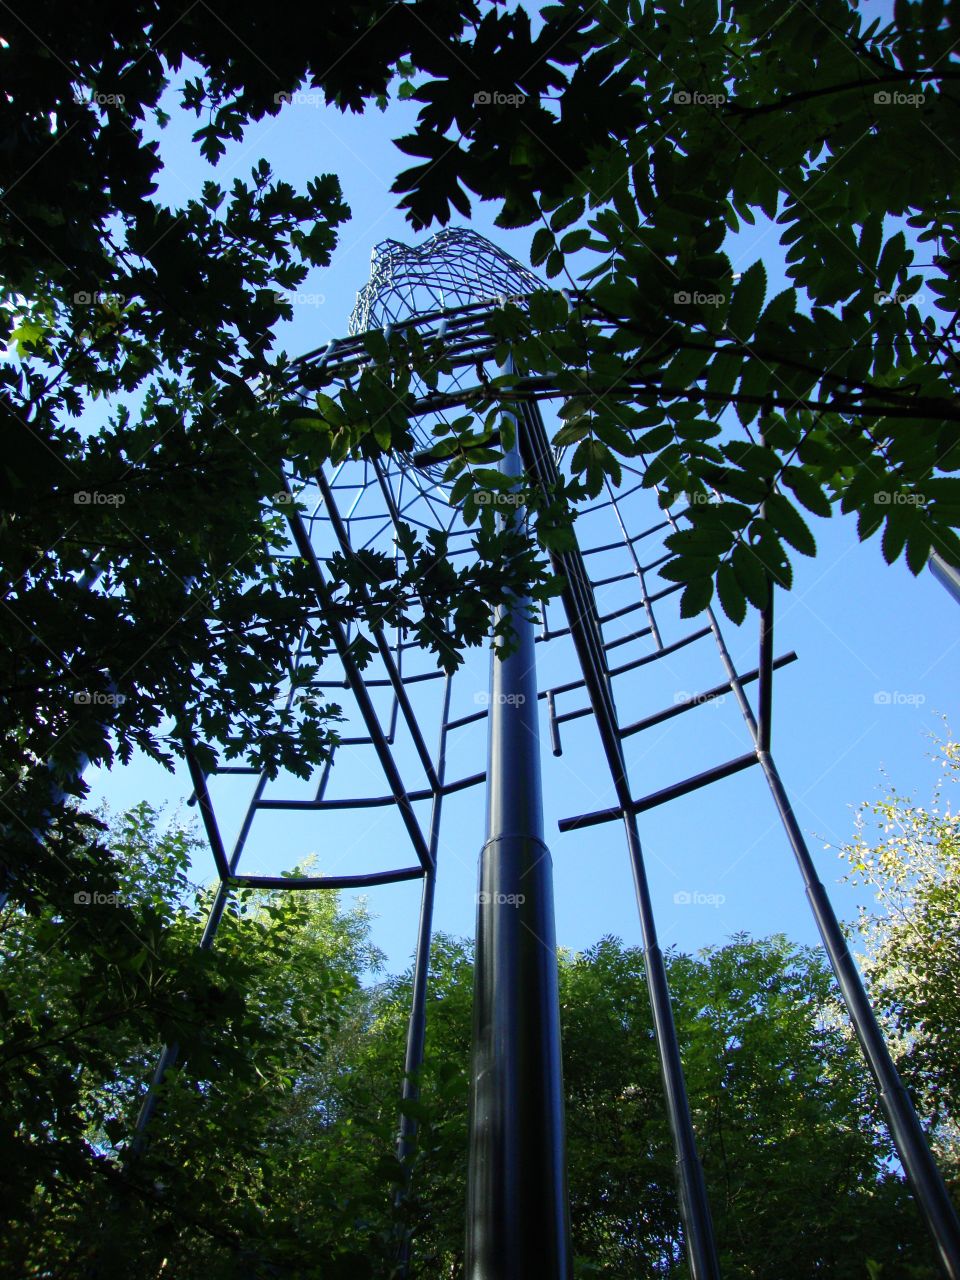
[3,6,960,1269]
[840,735,960,1158]
[3,1,960,869]
[0,800,950,1276]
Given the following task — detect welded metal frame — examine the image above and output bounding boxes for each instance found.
[125,229,960,1280]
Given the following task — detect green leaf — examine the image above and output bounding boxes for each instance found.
[531,228,555,267]
[732,543,770,609]
[782,466,832,518]
[765,492,817,556]
[680,577,714,618]
[716,561,746,624]
[727,261,767,340]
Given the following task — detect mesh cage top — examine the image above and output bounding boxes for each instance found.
[348,227,542,335]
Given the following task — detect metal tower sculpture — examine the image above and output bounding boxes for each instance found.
[136,229,960,1280]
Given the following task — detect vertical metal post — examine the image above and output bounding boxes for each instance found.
[696,572,960,1280]
[395,676,451,1276]
[930,551,960,606]
[465,359,572,1279]
[519,400,720,1280]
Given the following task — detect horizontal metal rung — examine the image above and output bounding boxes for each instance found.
[254,770,485,812]
[604,624,653,652]
[232,866,424,891]
[551,628,730,741]
[447,708,486,730]
[580,518,672,556]
[354,668,446,688]
[620,652,798,738]
[599,597,648,624]
[648,581,683,603]
[608,626,711,677]
[558,752,760,832]
[590,568,638,589]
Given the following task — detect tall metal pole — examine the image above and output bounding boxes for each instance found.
[465,358,572,1280]
[520,400,720,1279]
[930,551,960,606]
[699,568,960,1280]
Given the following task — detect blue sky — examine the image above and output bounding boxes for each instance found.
[85,11,958,978]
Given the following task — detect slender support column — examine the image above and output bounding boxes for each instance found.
[395,677,451,1276]
[930,551,960,606]
[519,399,720,1280]
[700,571,960,1279]
[465,361,572,1280]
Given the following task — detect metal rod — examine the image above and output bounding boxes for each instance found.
[603,477,664,649]
[281,480,435,873]
[317,468,441,791]
[130,767,271,1155]
[620,652,798,739]
[756,746,960,1278]
[466,365,572,1280]
[235,867,424,891]
[930,550,960,605]
[518,398,720,1280]
[559,752,760,832]
[395,675,453,1275]
[656,492,960,1276]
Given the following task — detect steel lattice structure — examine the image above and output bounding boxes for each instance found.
[132,231,960,1280]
